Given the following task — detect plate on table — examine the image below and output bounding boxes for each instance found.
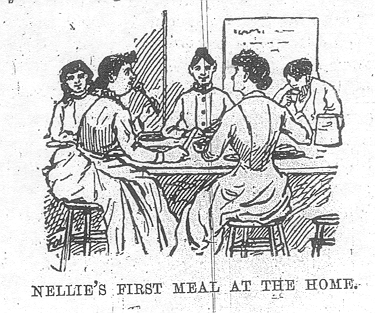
[223,154,240,162]
[223,144,306,162]
[45,141,75,148]
[272,144,306,159]
[137,132,165,142]
[146,146,172,152]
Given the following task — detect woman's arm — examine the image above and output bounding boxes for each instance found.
[115,109,160,162]
[162,96,187,138]
[322,82,344,129]
[281,109,312,145]
[202,107,242,162]
[48,103,76,142]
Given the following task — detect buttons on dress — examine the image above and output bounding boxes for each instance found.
[202,97,206,102]
[201,110,206,114]
[201,122,206,127]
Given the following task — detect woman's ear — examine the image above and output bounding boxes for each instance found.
[243,71,250,82]
[212,62,217,73]
[108,73,116,83]
[188,66,193,76]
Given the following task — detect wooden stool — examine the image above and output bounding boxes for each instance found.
[226,217,290,257]
[60,201,108,272]
[310,213,340,257]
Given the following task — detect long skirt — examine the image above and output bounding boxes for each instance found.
[177,161,291,255]
[45,146,177,256]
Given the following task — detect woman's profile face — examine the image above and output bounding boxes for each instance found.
[65,70,88,94]
[232,66,246,92]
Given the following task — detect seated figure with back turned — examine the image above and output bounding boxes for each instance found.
[176,49,312,255]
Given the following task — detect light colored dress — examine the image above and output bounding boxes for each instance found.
[273,77,344,130]
[179,91,310,254]
[162,84,234,138]
[49,94,99,141]
[46,95,177,256]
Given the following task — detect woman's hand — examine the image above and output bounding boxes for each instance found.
[281,92,298,116]
[163,147,189,163]
[182,127,204,139]
[52,131,77,143]
[139,103,155,123]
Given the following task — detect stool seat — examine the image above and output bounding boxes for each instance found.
[64,201,102,211]
[310,213,340,257]
[60,200,108,271]
[227,216,286,228]
[311,213,340,225]
[226,217,289,258]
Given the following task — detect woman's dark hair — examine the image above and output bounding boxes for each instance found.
[93,51,137,90]
[59,60,94,97]
[283,58,312,80]
[232,49,272,90]
[189,47,216,68]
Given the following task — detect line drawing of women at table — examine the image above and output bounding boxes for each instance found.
[176,49,312,255]
[44,52,186,262]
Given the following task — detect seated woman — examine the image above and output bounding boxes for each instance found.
[162,47,234,138]
[48,60,98,143]
[177,49,311,255]
[273,58,343,136]
[45,53,186,257]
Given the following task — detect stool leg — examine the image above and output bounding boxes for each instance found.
[225,227,231,257]
[241,227,248,258]
[60,210,74,272]
[228,226,236,257]
[269,226,276,257]
[278,223,290,256]
[316,225,324,257]
[311,239,316,257]
[83,210,92,256]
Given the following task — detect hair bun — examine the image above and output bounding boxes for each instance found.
[195,47,209,57]
[256,76,272,90]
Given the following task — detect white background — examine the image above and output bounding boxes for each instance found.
[0,0,374,312]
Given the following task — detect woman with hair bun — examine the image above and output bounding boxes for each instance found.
[177,49,311,255]
[162,47,234,138]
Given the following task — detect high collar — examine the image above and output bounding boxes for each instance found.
[192,82,214,94]
[66,90,89,101]
[94,88,121,100]
[63,90,89,106]
[243,90,265,100]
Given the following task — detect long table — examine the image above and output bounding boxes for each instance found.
[109,138,340,253]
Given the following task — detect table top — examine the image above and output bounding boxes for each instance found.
[108,136,339,175]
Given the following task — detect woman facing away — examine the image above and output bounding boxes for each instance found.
[177,49,312,255]
[45,54,184,257]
